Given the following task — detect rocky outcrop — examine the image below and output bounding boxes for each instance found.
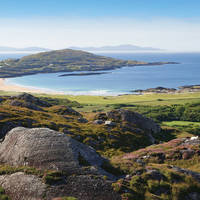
[10,93,51,107]
[132,87,177,94]
[169,166,200,183]
[0,127,105,171]
[49,105,81,116]
[0,172,120,200]
[9,100,44,111]
[0,172,46,200]
[132,85,200,94]
[0,119,36,139]
[46,175,120,200]
[94,109,160,134]
[0,127,121,200]
[106,109,161,134]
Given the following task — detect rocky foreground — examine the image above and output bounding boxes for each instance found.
[0,127,120,200]
[0,93,199,199]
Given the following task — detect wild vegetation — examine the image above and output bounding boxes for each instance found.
[0,91,199,199]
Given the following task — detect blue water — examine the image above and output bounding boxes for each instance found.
[1,52,200,95]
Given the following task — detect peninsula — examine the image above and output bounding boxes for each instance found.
[0,49,178,78]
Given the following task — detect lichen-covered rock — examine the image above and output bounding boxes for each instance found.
[46,175,121,200]
[0,127,121,200]
[0,127,105,171]
[0,172,46,200]
[0,173,121,200]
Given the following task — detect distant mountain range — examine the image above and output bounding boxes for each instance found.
[0,45,163,53]
[0,46,51,52]
[69,44,163,52]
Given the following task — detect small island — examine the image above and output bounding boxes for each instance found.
[0,49,178,78]
[59,72,110,77]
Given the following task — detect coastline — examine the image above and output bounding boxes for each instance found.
[0,78,64,94]
[0,78,121,96]
[1,78,200,97]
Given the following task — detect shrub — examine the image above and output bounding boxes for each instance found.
[147,180,171,195]
[43,171,64,185]
[112,179,124,192]
[61,197,78,200]
[121,193,135,200]
[101,160,123,176]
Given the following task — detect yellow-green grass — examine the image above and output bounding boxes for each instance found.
[34,92,200,112]
[42,92,200,105]
[162,121,200,127]
[1,90,200,106]
[161,121,200,136]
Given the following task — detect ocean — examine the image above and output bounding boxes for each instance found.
[1,52,200,95]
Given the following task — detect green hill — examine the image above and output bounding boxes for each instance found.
[0,49,172,78]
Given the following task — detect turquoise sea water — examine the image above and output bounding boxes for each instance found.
[1,52,200,95]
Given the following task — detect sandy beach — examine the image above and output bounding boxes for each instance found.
[0,78,54,94]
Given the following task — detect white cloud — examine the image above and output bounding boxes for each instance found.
[0,17,200,51]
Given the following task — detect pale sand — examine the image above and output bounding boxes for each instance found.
[0,78,62,94]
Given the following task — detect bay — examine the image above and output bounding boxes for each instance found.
[1,52,200,95]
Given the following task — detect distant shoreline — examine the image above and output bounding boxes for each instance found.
[0,79,65,95]
[1,78,200,97]
[131,85,200,94]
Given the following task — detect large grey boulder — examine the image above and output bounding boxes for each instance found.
[0,127,121,200]
[0,172,46,200]
[0,127,105,171]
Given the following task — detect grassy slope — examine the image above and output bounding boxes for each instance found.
[111,137,200,199]
[34,92,200,113]
[0,92,200,199]
[0,92,199,155]
[1,89,200,108]
[50,92,200,105]
[0,95,153,158]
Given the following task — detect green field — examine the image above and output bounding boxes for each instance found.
[37,92,200,112]
[162,121,200,136]
[58,92,200,105]
[1,90,200,112]
[162,121,200,127]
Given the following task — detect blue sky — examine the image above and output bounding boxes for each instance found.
[0,0,200,51]
[1,0,200,18]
